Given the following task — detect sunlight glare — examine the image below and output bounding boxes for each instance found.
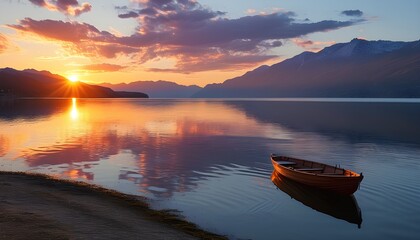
[68,75,79,83]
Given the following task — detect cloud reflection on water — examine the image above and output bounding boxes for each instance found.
[0,135,9,157]
[1,99,291,197]
[1,98,420,199]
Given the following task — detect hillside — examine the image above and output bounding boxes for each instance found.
[0,68,148,98]
[100,80,202,98]
[193,39,420,98]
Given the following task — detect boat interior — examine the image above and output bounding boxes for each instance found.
[273,155,359,177]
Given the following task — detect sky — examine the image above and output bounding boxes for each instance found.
[0,0,419,87]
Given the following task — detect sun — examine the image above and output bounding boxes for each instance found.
[68,75,79,83]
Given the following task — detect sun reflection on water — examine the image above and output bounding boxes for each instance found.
[70,98,79,120]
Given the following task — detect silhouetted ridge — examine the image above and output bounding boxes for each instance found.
[194,39,420,98]
[100,80,202,98]
[0,68,148,98]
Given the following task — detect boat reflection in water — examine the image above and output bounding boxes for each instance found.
[271,171,363,228]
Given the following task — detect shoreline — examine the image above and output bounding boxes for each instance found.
[0,171,226,240]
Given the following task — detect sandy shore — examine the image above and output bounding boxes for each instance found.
[0,172,226,240]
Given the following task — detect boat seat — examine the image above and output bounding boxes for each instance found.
[276,161,297,166]
[322,172,344,175]
[296,168,324,171]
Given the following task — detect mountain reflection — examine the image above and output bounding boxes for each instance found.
[0,98,68,120]
[225,100,420,144]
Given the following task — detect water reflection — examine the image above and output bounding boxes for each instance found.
[1,98,420,240]
[1,99,289,197]
[225,101,420,144]
[0,98,68,120]
[59,168,94,180]
[271,171,362,228]
[0,135,9,157]
[70,98,79,120]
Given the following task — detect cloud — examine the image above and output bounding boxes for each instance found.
[28,0,48,7]
[9,18,104,42]
[28,0,92,16]
[147,46,277,73]
[0,33,10,54]
[292,38,336,52]
[9,18,138,58]
[149,55,277,73]
[341,10,364,17]
[294,39,314,48]
[118,11,139,19]
[81,63,127,72]
[246,9,257,15]
[11,0,363,73]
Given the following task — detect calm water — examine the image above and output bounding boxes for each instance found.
[1,98,420,240]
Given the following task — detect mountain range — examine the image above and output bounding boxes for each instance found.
[100,81,201,98]
[1,39,419,99]
[193,38,420,98]
[0,68,148,98]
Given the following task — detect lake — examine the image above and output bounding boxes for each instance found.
[1,98,420,240]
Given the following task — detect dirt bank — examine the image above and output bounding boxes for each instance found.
[0,172,226,240]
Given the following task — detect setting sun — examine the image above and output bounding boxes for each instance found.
[68,75,79,83]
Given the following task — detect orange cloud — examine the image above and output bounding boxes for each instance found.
[81,63,127,72]
[0,33,9,54]
[293,38,336,52]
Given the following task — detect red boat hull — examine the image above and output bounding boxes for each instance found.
[271,155,363,195]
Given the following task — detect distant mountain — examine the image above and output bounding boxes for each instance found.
[100,80,202,98]
[0,68,148,98]
[194,39,420,98]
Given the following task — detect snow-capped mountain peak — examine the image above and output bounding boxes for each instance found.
[316,38,407,60]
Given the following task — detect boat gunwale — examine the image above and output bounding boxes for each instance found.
[271,155,362,179]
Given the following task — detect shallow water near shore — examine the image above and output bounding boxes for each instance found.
[1,98,420,240]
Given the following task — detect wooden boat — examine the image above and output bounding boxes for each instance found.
[271,171,362,228]
[271,154,363,195]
